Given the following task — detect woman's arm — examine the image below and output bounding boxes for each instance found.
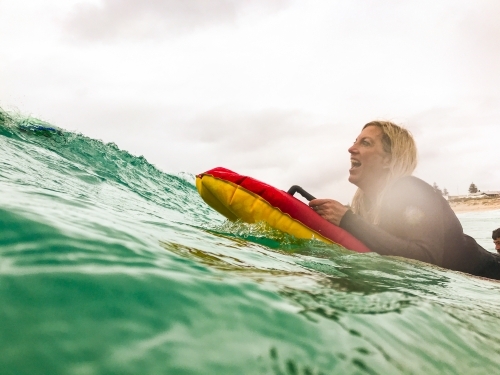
[340,177,448,266]
[339,209,444,265]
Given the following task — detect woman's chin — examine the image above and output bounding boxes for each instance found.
[348,174,358,185]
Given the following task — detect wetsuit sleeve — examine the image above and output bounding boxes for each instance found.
[339,179,446,266]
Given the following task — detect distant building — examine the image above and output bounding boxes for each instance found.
[447,191,500,201]
[483,191,500,197]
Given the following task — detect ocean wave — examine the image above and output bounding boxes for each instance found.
[1,107,500,375]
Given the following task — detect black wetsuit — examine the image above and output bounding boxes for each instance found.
[339,176,500,280]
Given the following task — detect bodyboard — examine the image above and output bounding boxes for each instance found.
[196,167,370,253]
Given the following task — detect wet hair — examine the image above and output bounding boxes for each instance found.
[351,121,418,224]
[492,228,500,240]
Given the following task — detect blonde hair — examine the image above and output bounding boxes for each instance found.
[350,121,417,224]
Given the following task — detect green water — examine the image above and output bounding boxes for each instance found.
[1,109,499,375]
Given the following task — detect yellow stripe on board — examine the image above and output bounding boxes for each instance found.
[196,174,335,244]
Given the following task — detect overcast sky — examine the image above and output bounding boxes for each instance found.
[1,0,499,203]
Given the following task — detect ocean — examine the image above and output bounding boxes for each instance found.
[1,109,500,375]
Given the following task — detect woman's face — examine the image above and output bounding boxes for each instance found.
[348,125,391,191]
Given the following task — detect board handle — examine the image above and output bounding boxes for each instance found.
[287,185,316,201]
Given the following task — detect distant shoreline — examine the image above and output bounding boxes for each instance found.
[448,197,500,213]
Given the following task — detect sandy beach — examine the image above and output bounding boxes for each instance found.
[449,197,500,213]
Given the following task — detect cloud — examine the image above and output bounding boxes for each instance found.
[63,0,291,41]
[185,109,314,150]
[169,108,356,200]
[406,104,500,193]
[450,1,500,94]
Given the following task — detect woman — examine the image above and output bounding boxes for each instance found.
[309,121,500,280]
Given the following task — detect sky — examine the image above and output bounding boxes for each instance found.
[1,0,499,203]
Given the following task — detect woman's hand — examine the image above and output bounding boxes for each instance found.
[309,199,349,226]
